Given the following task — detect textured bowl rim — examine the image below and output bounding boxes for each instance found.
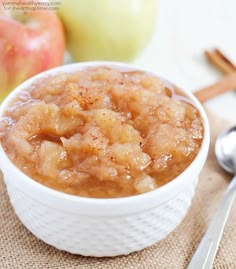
[0,61,210,214]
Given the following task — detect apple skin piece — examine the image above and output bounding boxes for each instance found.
[0,0,65,101]
[58,0,157,62]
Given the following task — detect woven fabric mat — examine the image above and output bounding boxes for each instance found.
[1,111,236,269]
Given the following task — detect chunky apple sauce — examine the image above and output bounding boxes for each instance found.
[0,67,203,198]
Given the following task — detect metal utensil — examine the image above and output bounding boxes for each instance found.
[187,126,236,269]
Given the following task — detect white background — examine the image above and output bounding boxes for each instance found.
[135,0,236,123]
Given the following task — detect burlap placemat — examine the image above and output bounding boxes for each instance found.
[1,111,236,269]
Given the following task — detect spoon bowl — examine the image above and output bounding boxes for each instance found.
[215,126,236,174]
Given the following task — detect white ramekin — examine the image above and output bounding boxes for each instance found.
[0,62,210,257]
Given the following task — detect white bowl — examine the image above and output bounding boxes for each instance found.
[0,62,210,257]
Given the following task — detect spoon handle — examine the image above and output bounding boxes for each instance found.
[187,175,236,269]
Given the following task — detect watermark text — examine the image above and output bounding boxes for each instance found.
[2,1,61,11]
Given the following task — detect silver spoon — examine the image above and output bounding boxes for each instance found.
[187,126,236,269]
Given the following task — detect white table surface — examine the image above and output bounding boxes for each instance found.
[135,0,236,124]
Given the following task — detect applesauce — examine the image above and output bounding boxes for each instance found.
[0,67,203,198]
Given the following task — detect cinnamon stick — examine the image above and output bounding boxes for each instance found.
[193,49,236,102]
[194,71,236,102]
[205,48,236,74]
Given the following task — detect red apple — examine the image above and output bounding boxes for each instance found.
[0,0,65,101]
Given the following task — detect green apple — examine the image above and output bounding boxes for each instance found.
[58,0,157,62]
